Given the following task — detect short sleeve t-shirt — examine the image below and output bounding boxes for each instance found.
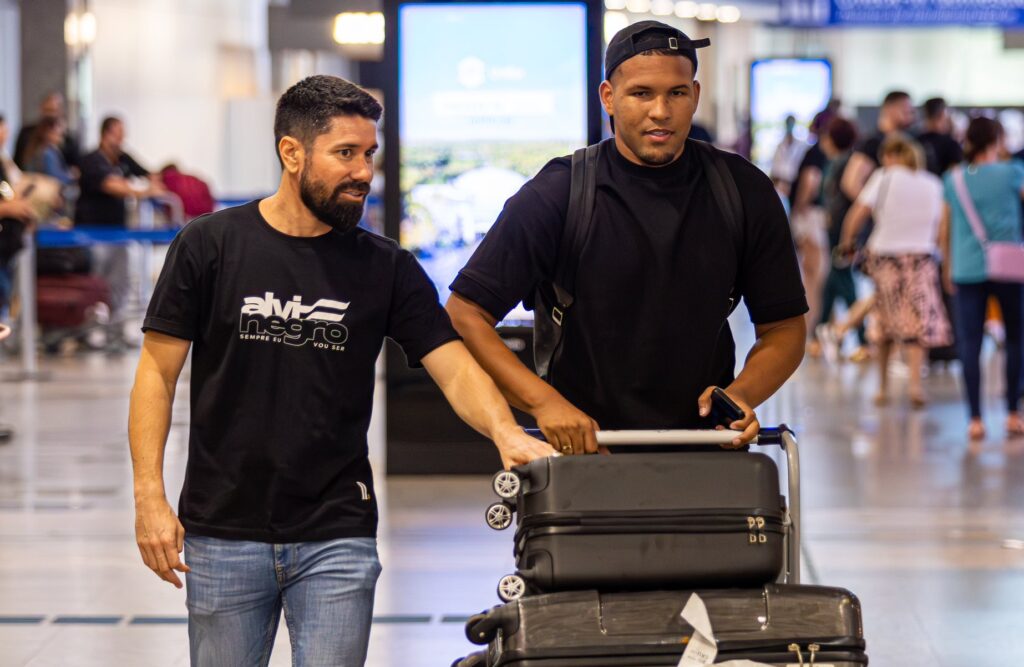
[943,160,1024,284]
[75,150,149,227]
[143,201,459,542]
[855,133,885,167]
[450,140,807,430]
[859,166,943,255]
[916,131,963,176]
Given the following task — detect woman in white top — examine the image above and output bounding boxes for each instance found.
[840,133,952,408]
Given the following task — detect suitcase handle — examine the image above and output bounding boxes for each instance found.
[525,427,787,447]
[523,426,801,584]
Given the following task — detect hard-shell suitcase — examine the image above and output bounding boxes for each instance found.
[485,429,801,601]
[36,274,110,329]
[455,584,867,666]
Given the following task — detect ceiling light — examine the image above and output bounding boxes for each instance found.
[333,12,385,45]
[605,0,628,9]
[625,0,652,13]
[651,0,675,15]
[604,11,630,43]
[697,3,718,20]
[716,5,741,22]
[675,1,699,18]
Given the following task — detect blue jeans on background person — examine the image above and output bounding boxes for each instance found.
[953,281,1023,419]
[185,535,382,667]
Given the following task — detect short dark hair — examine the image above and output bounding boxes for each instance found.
[923,97,946,121]
[274,75,382,163]
[882,91,911,107]
[100,116,122,136]
[827,117,858,152]
[964,116,1003,162]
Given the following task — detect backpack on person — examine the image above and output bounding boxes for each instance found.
[532,138,745,380]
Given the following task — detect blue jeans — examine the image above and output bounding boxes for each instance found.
[185,535,382,667]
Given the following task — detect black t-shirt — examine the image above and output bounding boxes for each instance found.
[75,150,150,227]
[143,201,460,542]
[855,133,885,168]
[451,141,807,430]
[916,131,963,177]
[788,142,827,209]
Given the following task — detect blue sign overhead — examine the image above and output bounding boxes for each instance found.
[779,0,1024,25]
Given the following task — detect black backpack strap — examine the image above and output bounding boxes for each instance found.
[533,142,601,379]
[691,138,744,313]
[551,142,600,322]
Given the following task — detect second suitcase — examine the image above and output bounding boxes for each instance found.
[459,585,867,666]
[490,452,786,598]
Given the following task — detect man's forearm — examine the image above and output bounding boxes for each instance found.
[446,295,558,414]
[128,370,175,502]
[428,348,522,442]
[726,317,806,408]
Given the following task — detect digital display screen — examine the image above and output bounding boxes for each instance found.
[399,2,589,325]
[750,58,832,173]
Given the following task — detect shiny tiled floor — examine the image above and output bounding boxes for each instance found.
[2,321,1024,666]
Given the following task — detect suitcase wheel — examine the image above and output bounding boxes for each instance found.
[464,612,500,645]
[451,652,486,667]
[485,502,514,531]
[496,573,526,602]
[492,471,521,499]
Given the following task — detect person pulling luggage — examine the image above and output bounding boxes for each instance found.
[447,21,808,450]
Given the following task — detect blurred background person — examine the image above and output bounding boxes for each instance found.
[941,117,1024,440]
[816,116,871,363]
[76,116,164,352]
[917,97,963,177]
[21,116,75,186]
[840,134,950,407]
[14,91,81,173]
[770,114,809,199]
[792,106,834,357]
[842,91,916,202]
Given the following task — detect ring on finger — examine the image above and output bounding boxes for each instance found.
[560,444,572,454]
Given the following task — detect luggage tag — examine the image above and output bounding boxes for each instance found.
[678,594,774,667]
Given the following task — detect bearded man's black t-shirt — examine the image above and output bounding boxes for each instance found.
[451,140,807,430]
[143,201,459,542]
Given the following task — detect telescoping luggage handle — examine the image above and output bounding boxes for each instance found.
[523,426,801,585]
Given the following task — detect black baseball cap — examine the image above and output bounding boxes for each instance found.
[605,21,710,79]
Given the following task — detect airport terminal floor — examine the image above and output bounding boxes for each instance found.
[1,315,1023,667]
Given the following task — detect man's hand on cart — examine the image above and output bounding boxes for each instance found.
[697,386,760,448]
[533,391,601,457]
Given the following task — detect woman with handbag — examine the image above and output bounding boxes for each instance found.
[940,117,1024,440]
[840,133,951,409]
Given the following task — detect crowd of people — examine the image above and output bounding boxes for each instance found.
[772,92,1024,440]
[0,92,214,353]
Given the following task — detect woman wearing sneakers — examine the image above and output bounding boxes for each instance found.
[940,117,1024,441]
[840,133,952,409]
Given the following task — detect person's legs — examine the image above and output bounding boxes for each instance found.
[875,339,892,405]
[185,536,282,667]
[905,343,927,408]
[92,243,133,346]
[281,537,382,667]
[954,282,989,436]
[993,282,1023,434]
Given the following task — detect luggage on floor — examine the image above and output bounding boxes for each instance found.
[456,585,867,667]
[36,274,110,329]
[484,429,800,600]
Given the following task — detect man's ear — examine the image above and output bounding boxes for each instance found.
[599,80,615,118]
[693,79,701,110]
[278,136,304,175]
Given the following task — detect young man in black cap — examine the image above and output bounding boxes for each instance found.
[447,21,808,454]
[128,76,555,665]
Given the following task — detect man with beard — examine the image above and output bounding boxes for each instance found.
[447,22,808,453]
[128,76,554,665]
[841,90,916,201]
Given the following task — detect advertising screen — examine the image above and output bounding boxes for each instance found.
[749,58,832,173]
[399,2,589,324]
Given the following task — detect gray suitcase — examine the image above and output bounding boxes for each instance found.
[456,584,867,666]
[484,428,801,601]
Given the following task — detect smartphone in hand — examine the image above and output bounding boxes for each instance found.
[710,387,745,427]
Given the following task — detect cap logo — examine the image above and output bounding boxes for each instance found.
[668,37,679,49]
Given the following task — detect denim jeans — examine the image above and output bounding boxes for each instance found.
[185,535,382,667]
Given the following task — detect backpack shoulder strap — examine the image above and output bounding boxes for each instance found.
[691,138,743,254]
[550,141,601,321]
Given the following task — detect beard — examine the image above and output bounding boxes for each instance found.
[299,167,370,234]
